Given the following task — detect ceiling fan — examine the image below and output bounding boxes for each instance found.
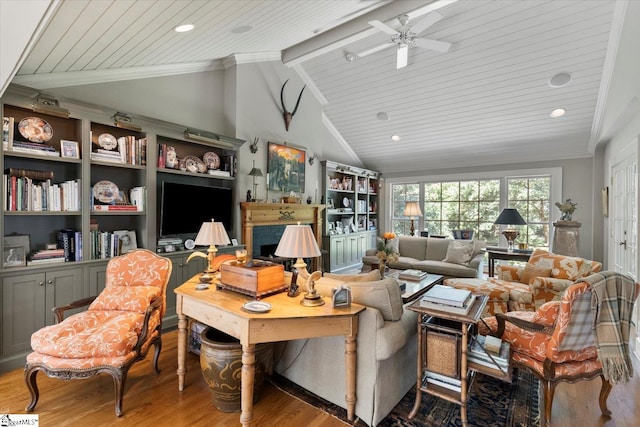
[357,12,452,69]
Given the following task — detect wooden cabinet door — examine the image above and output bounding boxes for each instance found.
[45,268,84,325]
[88,263,108,297]
[330,236,347,271]
[1,273,45,356]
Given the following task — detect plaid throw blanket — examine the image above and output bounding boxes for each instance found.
[584,271,638,384]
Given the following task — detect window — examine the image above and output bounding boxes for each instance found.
[507,176,550,249]
[386,168,560,249]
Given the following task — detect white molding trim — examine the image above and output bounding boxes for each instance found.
[12,60,226,89]
[322,112,363,166]
[589,0,628,152]
[290,64,328,106]
[222,52,282,69]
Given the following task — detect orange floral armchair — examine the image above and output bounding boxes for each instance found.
[494,248,602,311]
[483,272,639,427]
[24,249,172,416]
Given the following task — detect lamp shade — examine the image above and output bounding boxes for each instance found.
[194,219,231,246]
[248,167,263,177]
[494,208,526,225]
[403,201,422,217]
[275,224,321,259]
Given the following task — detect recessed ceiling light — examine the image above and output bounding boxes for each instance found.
[231,25,253,34]
[550,108,566,117]
[548,72,572,88]
[174,24,194,33]
[376,112,389,121]
[391,135,401,141]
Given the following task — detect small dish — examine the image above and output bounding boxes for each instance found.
[98,133,118,150]
[195,283,210,291]
[342,197,351,208]
[92,180,119,204]
[203,152,221,170]
[183,155,206,173]
[18,116,53,143]
[242,301,271,313]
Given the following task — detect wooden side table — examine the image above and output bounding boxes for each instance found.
[407,295,489,427]
[485,249,532,277]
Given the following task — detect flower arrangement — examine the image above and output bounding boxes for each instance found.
[376,232,399,264]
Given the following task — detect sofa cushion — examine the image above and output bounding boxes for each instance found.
[411,260,478,278]
[425,238,451,261]
[443,240,474,265]
[324,270,381,282]
[397,237,427,260]
[315,277,403,321]
[388,257,417,270]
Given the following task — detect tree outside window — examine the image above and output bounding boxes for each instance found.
[507,177,550,249]
[391,183,419,235]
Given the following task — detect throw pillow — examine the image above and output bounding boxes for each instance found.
[324,270,381,282]
[386,237,400,254]
[443,240,474,265]
[520,263,553,285]
[314,277,403,321]
[89,285,159,313]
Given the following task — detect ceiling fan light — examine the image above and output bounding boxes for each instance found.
[550,108,566,117]
[174,24,194,33]
[397,44,408,69]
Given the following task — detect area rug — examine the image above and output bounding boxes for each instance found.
[268,369,540,427]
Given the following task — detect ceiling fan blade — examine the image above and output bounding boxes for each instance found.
[396,44,409,69]
[357,42,396,58]
[409,11,444,35]
[414,38,452,53]
[368,19,399,35]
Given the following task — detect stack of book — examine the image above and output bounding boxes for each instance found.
[424,371,462,392]
[420,285,476,315]
[11,140,60,157]
[27,248,66,265]
[468,335,510,372]
[90,149,123,164]
[399,269,428,281]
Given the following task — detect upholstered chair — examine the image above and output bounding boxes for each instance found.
[24,249,172,416]
[483,272,639,427]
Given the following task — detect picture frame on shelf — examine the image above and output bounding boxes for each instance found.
[3,234,30,266]
[327,198,334,209]
[3,245,26,268]
[2,116,14,150]
[267,142,305,193]
[61,139,79,159]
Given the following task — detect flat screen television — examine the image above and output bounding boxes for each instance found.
[159,181,232,237]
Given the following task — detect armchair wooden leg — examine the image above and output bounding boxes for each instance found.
[542,380,557,427]
[598,375,612,417]
[110,369,127,417]
[24,365,40,412]
[153,338,162,374]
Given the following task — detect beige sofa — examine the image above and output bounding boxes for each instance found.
[273,270,418,426]
[361,236,485,278]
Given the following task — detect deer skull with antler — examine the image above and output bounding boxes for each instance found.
[280,79,306,131]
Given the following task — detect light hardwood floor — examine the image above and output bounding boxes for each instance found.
[1,331,638,426]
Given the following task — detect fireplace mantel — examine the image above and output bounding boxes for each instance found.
[240,202,325,271]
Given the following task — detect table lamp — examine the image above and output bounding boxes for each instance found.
[275,222,323,306]
[494,208,526,252]
[186,219,231,283]
[248,160,263,202]
[403,201,422,236]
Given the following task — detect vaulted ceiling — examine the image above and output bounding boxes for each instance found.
[11,0,625,173]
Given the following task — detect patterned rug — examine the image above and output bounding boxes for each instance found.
[269,369,540,427]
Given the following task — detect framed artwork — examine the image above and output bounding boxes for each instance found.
[2,116,14,150]
[61,140,80,159]
[3,234,30,266]
[3,245,26,267]
[267,142,305,193]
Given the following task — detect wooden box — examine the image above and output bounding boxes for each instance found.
[219,261,286,298]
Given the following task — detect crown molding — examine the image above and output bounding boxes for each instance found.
[222,52,283,69]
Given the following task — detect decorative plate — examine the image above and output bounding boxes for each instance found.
[98,133,118,150]
[342,197,351,208]
[195,283,210,291]
[203,152,220,170]
[183,155,206,173]
[18,117,53,143]
[92,180,119,204]
[242,301,272,313]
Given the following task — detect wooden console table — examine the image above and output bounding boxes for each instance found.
[175,274,364,427]
[240,202,325,271]
[485,248,532,277]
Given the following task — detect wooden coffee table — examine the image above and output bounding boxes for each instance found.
[388,271,444,303]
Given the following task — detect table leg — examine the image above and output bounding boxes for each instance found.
[344,333,357,421]
[176,313,187,391]
[408,318,423,419]
[488,253,495,277]
[240,344,256,427]
[460,323,469,427]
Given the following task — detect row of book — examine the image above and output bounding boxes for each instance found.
[89,230,137,260]
[420,284,476,315]
[90,136,147,166]
[3,174,81,212]
[55,229,83,262]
